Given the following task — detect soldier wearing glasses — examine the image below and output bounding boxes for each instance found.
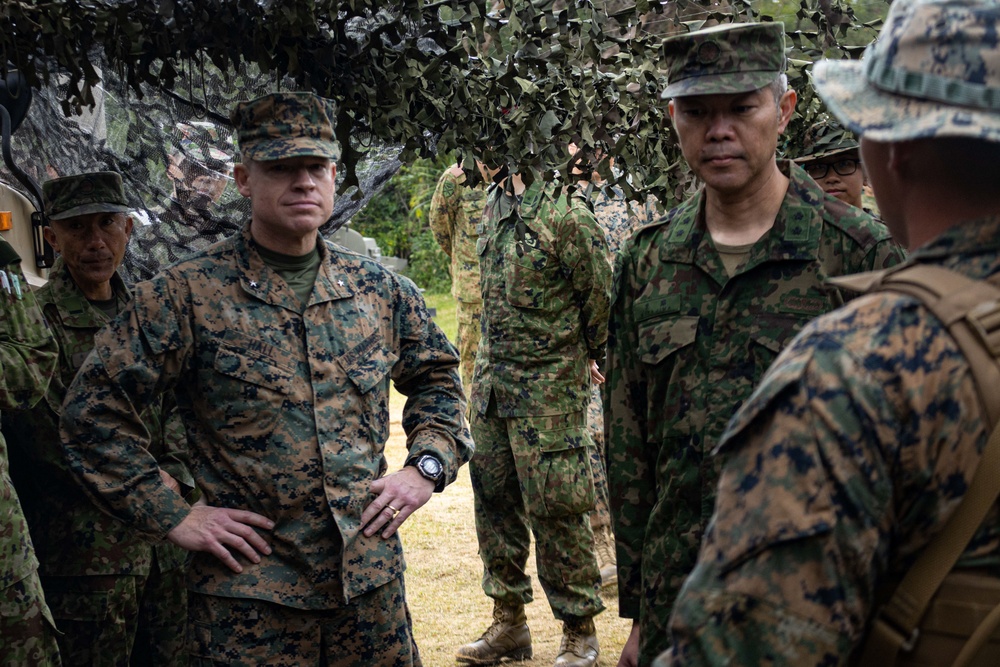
[794,117,868,211]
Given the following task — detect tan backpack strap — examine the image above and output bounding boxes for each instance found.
[953,589,1000,667]
[860,422,1000,666]
[858,265,1000,667]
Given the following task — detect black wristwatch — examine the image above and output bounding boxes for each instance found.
[408,454,444,486]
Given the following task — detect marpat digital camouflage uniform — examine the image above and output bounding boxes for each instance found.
[59,91,472,667]
[662,1,1000,664]
[61,223,470,662]
[469,180,610,620]
[606,160,906,666]
[4,256,191,667]
[0,237,61,666]
[428,165,487,390]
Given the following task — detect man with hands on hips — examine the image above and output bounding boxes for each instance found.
[59,91,472,666]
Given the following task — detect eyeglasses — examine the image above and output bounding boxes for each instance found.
[804,159,860,179]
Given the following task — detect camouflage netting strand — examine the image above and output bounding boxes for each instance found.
[0,55,402,283]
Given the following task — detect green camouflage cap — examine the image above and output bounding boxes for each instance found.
[793,116,859,162]
[43,171,130,221]
[661,22,786,99]
[814,0,1000,143]
[231,91,340,162]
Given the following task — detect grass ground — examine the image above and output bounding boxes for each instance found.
[387,294,631,667]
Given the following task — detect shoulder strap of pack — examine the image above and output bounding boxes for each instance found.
[854,264,1000,667]
[831,264,1000,426]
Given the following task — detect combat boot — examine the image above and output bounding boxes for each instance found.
[553,616,599,667]
[455,600,532,664]
[594,524,617,588]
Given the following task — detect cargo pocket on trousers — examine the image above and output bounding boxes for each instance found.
[530,425,595,519]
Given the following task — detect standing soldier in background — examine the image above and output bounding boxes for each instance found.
[457,173,611,667]
[793,117,869,212]
[0,234,61,665]
[126,120,237,282]
[4,172,192,666]
[664,0,1000,663]
[604,22,906,667]
[428,161,489,391]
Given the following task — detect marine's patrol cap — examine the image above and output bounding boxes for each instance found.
[814,0,1000,143]
[231,91,340,162]
[661,22,786,99]
[793,117,859,162]
[43,171,130,221]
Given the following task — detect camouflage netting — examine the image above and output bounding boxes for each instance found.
[0,55,402,283]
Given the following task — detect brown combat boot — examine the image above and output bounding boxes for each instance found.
[553,616,599,667]
[594,524,617,588]
[455,600,532,664]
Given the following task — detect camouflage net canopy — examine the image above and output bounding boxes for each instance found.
[0,56,402,283]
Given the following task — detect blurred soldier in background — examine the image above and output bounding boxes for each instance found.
[793,116,868,211]
[0,235,60,666]
[127,120,236,281]
[428,161,489,391]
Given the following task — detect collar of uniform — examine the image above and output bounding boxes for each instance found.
[40,256,131,328]
[910,214,1000,266]
[236,224,354,307]
[311,239,355,304]
[659,160,823,265]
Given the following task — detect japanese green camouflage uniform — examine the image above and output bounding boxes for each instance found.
[3,257,192,667]
[0,238,61,666]
[428,167,487,391]
[662,215,1000,666]
[586,185,640,533]
[469,182,611,619]
[59,223,472,664]
[605,160,906,666]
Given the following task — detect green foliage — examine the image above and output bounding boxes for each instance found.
[405,226,452,294]
[350,153,453,293]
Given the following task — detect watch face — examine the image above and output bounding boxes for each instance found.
[420,456,442,478]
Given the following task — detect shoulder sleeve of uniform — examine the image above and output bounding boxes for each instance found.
[130,275,188,357]
[822,198,894,248]
[393,272,431,341]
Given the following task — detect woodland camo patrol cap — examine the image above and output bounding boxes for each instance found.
[43,171,130,221]
[813,0,1000,143]
[231,91,340,162]
[661,22,786,99]
[793,117,859,162]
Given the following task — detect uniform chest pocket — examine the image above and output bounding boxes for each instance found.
[749,312,808,379]
[637,315,698,366]
[338,332,399,448]
[505,244,551,310]
[211,343,295,437]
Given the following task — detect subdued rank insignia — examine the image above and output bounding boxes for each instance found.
[515,218,539,252]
